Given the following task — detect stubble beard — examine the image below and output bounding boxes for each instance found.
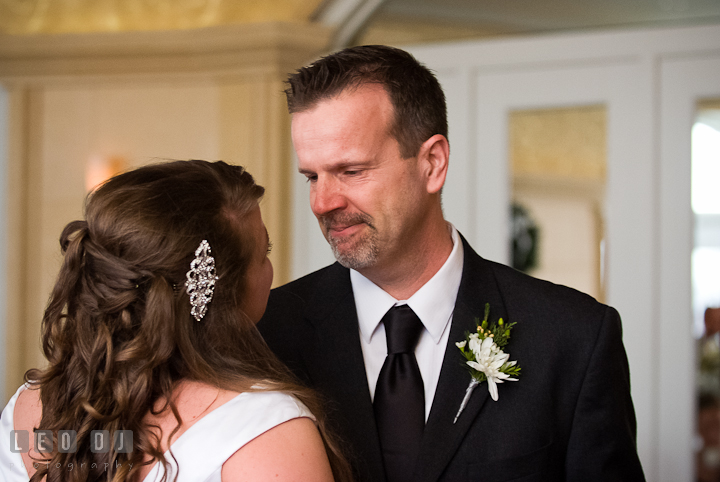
[320,212,379,270]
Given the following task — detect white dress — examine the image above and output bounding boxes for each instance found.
[0,385,314,482]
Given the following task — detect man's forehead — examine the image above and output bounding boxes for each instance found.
[293,84,391,117]
[292,90,392,142]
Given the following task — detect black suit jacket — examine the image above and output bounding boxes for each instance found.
[258,237,645,481]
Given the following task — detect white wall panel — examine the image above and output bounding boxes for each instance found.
[401,25,720,481]
[658,54,720,482]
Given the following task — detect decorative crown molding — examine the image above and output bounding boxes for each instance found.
[0,22,332,83]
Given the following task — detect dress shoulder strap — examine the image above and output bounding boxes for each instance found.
[0,385,32,482]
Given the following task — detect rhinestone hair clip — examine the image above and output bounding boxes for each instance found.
[185,240,219,321]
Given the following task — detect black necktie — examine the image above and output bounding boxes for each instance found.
[373,305,425,482]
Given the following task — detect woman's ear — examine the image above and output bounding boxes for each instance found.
[418,134,449,194]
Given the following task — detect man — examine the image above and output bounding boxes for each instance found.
[258,45,645,482]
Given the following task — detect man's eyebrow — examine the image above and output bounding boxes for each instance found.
[299,161,370,175]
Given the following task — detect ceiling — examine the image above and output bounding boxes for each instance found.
[1,0,719,43]
[357,0,720,45]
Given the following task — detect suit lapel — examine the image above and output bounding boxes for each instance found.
[300,241,506,482]
[301,264,386,482]
[415,238,508,482]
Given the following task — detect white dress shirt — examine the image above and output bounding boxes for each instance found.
[351,224,464,421]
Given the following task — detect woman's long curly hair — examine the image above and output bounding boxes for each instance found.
[25,160,352,482]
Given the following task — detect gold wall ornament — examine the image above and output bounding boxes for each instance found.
[0,0,323,35]
[510,105,607,181]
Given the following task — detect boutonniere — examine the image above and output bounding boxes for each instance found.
[453,303,520,423]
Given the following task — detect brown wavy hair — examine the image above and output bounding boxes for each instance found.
[25,160,353,482]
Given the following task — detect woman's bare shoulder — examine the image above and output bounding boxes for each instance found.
[14,386,44,477]
[221,416,334,482]
[14,386,42,432]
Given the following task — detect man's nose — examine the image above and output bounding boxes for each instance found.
[311,179,346,216]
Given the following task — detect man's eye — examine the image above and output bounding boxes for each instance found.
[305,175,317,183]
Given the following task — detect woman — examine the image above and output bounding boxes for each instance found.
[0,160,352,482]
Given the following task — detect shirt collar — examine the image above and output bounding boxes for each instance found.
[352,224,465,345]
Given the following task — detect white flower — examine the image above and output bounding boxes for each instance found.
[466,337,518,401]
[467,332,482,353]
[455,340,467,349]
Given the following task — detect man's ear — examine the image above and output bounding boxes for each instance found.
[418,134,449,194]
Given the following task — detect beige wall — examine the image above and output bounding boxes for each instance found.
[513,184,603,299]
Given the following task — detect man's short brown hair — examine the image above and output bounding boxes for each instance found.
[285,45,448,159]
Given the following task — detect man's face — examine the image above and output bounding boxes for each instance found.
[292,84,429,272]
